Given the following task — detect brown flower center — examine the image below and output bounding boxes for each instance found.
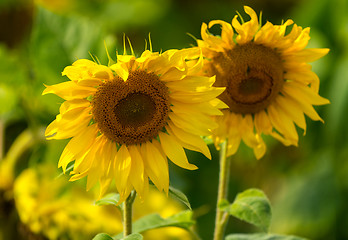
[210,43,284,114]
[92,70,170,145]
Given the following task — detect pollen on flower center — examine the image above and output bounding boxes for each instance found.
[212,43,284,114]
[92,70,170,145]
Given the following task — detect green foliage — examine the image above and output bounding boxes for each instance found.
[222,188,272,232]
[114,210,194,238]
[225,233,308,240]
[168,186,192,210]
[92,233,114,240]
[120,233,143,240]
[95,193,121,209]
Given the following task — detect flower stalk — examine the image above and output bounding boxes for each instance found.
[214,140,230,240]
[122,191,136,236]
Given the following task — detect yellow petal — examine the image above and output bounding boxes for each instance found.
[128,145,145,198]
[254,110,273,134]
[114,145,132,195]
[141,141,169,192]
[72,59,97,67]
[160,65,187,81]
[170,86,225,104]
[201,22,225,51]
[169,112,214,136]
[110,63,129,81]
[171,99,224,116]
[167,122,211,159]
[283,81,330,106]
[284,70,320,93]
[43,81,96,100]
[45,108,92,140]
[165,75,215,92]
[208,20,234,47]
[284,48,330,63]
[253,134,266,160]
[282,87,324,122]
[57,124,98,171]
[187,49,204,75]
[99,176,112,198]
[275,95,307,132]
[159,132,198,170]
[226,136,241,157]
[240,115,260,148]
[267,104,298,145]
[58,142,76,172]
[232,6,259,44]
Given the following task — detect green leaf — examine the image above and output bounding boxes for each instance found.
[93,233,114,240]
[226,188,272,232]
[168,186,192,210]
[114,210,194,238]
[95,193,121,211]
[121,233,143,240]
[225,233,308,240]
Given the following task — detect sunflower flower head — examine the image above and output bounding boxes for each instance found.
[43,43,225,203]
[197,6,330,159]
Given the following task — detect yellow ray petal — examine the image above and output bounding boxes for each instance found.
[110,63,129,81]
[159,132,198,170]
[141,141,169,192]
[160,65,187,81]
[167,121,211,159]
[43,81,96,100]
[114,145,132,195]
[267,104,298,145]
[58,124,98,170]
[165,75,215,92]
[253,134,266,160]
[45,108,92,140]
[284,48,330,63]
[283,81,330,105]
[169,112,213,136]
[282,88,324,122]
[171,99,224,116]
[170,86,225,104]
[201,22,225,51]
[226,136,241,157]
[240,115,261,148]
[275,95,307,132]
[284,70,320,93]
[254,110,273,134]
[208,20,234,47]
[232,6,259,44]
[128,145,145,198]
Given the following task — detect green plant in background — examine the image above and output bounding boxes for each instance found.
[1,0,345,240]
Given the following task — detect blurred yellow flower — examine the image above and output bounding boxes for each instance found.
[197,6,330,159]
[43,48,225,202]
[13,165,192,240]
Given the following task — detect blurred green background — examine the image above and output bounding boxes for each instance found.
[0,0,347,239]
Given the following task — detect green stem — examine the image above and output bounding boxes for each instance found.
[123,191,136,236]
[213,140,230,240]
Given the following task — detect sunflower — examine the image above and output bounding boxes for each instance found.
[197,6,330,159]
[43,47,225,202]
